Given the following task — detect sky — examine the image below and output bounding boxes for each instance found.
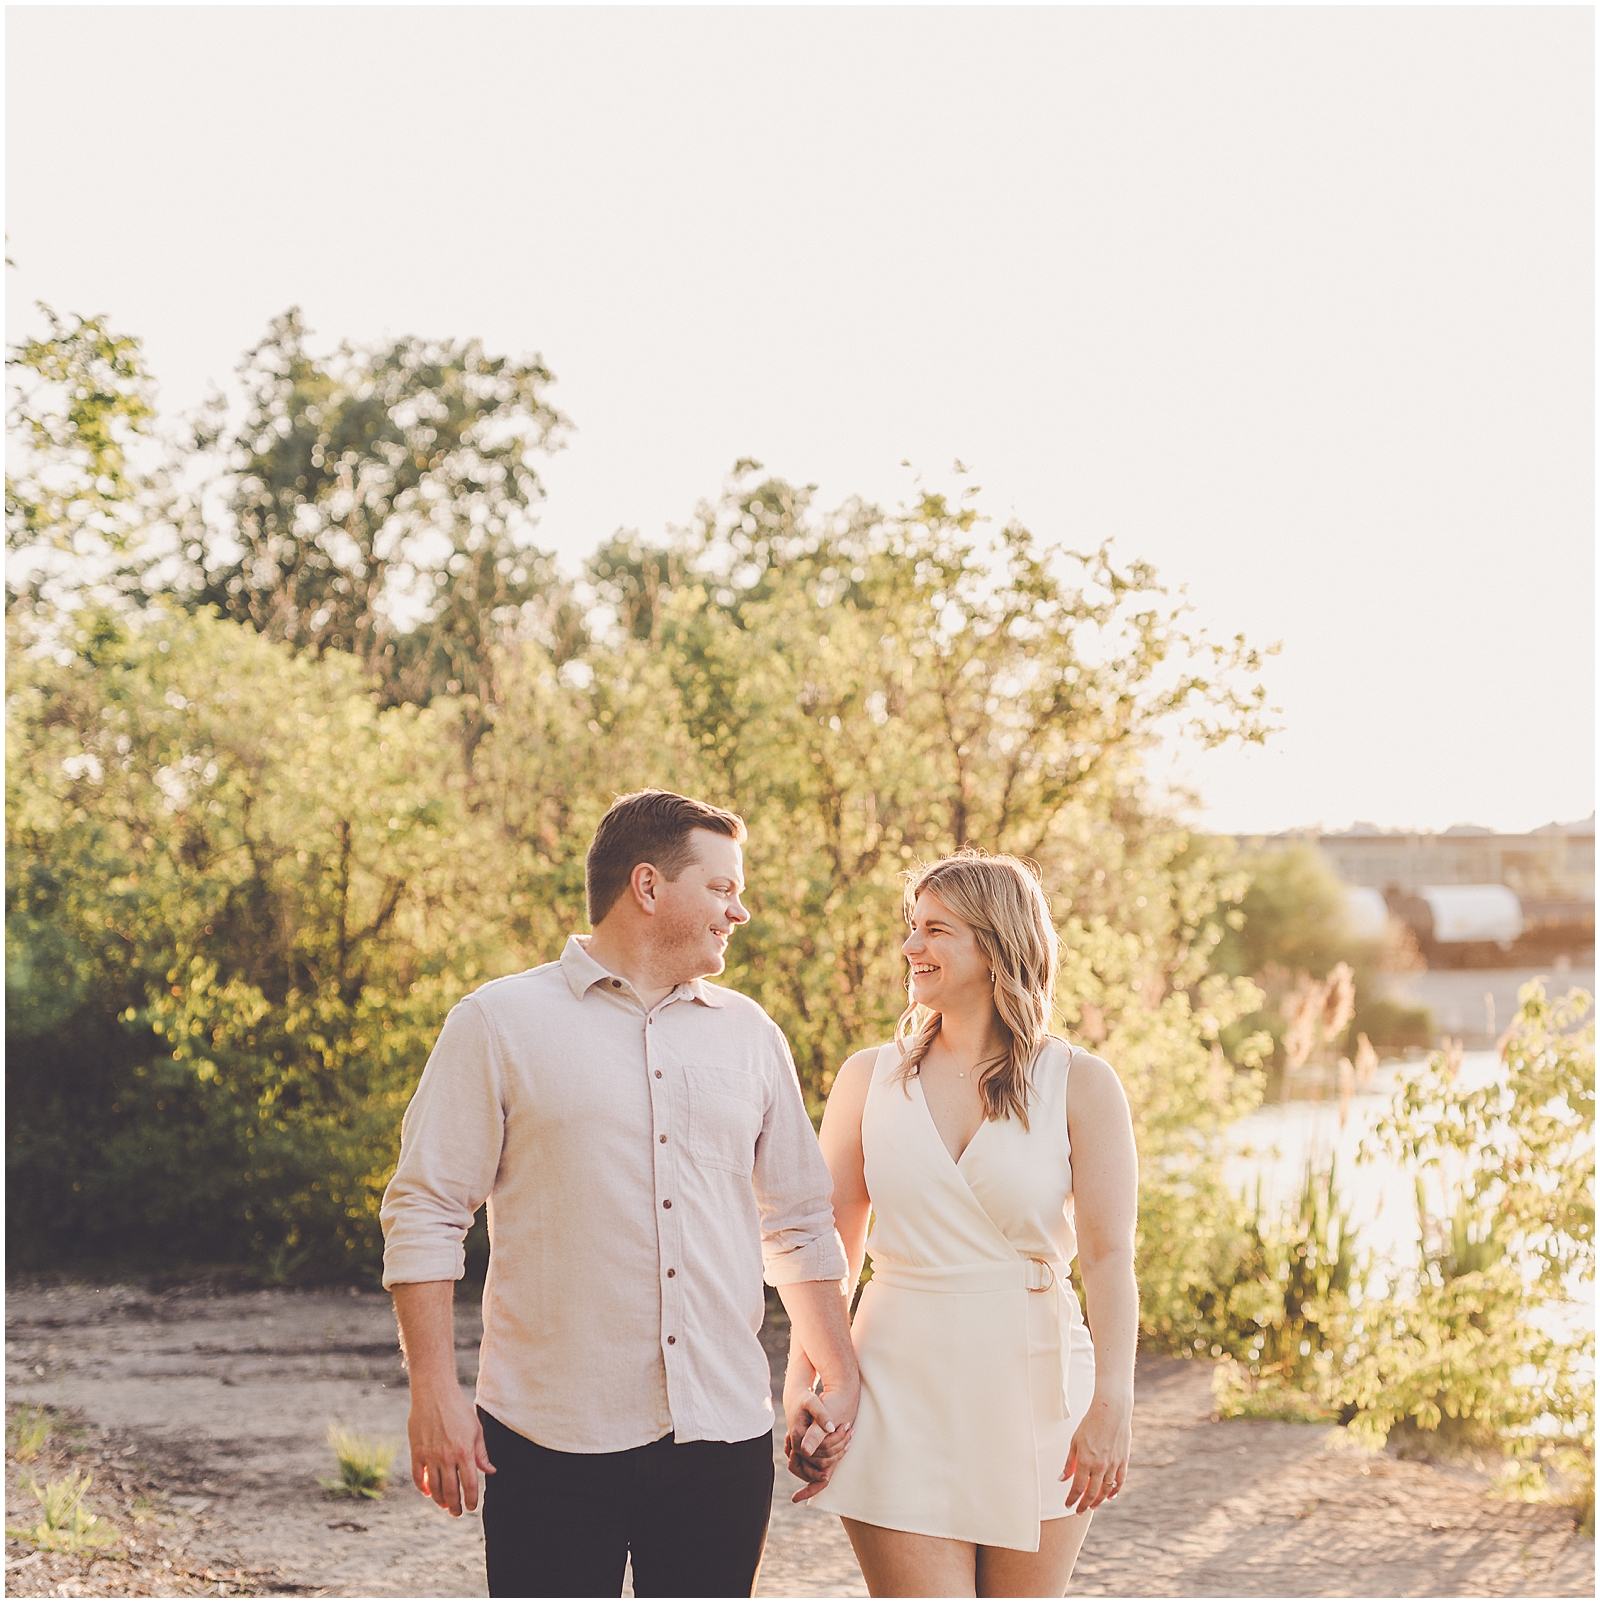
[6,5,1594,837]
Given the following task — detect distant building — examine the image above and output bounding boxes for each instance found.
[1311,816,1594,902]
[1234,816,1595,968]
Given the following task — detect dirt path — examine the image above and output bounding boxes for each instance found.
[5,1281,1591,1598]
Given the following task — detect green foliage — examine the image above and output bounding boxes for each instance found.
[564,470,1275,1103]
[9,317,1279,1304]
[5,1470,120,1554]
[1372,983,1593,1299]
[179,309,579,726]
[1207,985,1593,1524]
[1211,843,1359,981]
[6,606,504,1274]
[1210,843,1429,1063]
[1330,983,1593,1511]
[1348,995,1433,1055]
[321,1426,393,1499]
[5,305,163,617]
[7,1404,53,1462]
[1208,1159,1365,1417]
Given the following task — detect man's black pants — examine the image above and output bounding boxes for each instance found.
[478,1407,774,1599]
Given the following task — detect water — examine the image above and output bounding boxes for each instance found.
[1225,1051,1594,1348]
[1224,1050,1503,1276]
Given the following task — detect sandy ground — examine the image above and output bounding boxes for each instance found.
[5,1280,1591,1599]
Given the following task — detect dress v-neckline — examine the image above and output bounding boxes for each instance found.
[913,1073,987,1169]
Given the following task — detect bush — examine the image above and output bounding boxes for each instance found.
[5,1471,120,1554]
[5,609,503,1276]
[1203,984,1594,1526]
[1350,995,1434,1054]
[1331,983,1593,1522]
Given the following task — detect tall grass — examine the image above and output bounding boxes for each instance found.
[1213,1157,1364,1419]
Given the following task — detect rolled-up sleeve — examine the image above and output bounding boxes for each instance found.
[753,1027,848,1287]
[380,997,506,1288]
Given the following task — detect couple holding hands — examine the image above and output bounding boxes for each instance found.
[381,789,1137,1599]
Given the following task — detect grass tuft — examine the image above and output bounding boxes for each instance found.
[320,1425,393,1499]
[5,1469,121,1553]
[7,1403,53,1462]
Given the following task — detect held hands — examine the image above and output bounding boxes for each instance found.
[782,1370,859,1503]
[1060,1392,1132,1514]
[408,1378,496,1516]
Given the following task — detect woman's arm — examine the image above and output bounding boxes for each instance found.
[819,1048,876,1289]
[1062,1051,1139,1514]
[783,1046,876,1500]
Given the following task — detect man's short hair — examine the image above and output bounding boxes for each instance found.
[585,789,747,926]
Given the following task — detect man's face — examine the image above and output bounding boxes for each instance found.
[651,829,750,981]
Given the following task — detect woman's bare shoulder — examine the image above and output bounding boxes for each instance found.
[846,1038,897,1077]
[1043,1034,1117,1077]
[833,1042,893,1092]
[1062,1044,1131,1121]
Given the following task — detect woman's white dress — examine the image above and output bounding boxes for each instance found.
[811,1037,1095,1553]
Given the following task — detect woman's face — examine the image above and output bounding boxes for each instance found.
[903,891,992,1014]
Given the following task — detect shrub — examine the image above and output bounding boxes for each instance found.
[321,1426,393,1499]
[1329,983,1593,1523]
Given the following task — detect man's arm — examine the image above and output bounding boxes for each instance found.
[391,1280,495,1516]
[380,998,506,1516]
[776,1275,857,1457]
[769,1046,875,1498]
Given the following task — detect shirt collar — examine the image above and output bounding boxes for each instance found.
[560,934,725,1008]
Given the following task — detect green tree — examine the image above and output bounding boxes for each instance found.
[543,469,1275,1345]
[180,310,578,735]
[1211,842,1361,979]
[1210,843,1429,1062]
[5,606,504,1274]
[5,305,164,617]
[557,467,1275,1097]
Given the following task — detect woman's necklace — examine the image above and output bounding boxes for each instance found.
[934,1041,976,1078]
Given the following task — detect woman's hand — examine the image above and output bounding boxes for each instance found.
[1060,1392,1132,1514]
[782,1367,857,1502]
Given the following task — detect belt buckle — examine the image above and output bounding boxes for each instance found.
[1025,1258,1055,1292]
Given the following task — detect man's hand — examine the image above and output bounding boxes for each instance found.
[409,1377,496,1516]
[776,1278,860,1502]
[391,1281,495,1517]
[782,1372,858,1503]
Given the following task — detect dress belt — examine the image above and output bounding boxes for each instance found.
[869,1255,1066,1295]
[868,1255,1081,1414]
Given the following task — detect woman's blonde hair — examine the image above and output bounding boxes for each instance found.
[894,849,1060,1128]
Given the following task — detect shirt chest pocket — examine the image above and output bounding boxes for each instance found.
[684,1064,765,1175]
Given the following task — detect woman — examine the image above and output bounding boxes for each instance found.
[788,851,1138,1598]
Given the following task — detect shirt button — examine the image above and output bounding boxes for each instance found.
[667,1268,676,1278]
[654,1070,662,1079]
[659,1134,667,1144]
[611,979,622,988]
[667,1336,676,1345]
[662,1199,672,1209]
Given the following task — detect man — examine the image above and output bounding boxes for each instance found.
[380,789,859,1598]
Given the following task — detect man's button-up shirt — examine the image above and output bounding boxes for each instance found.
[380,935,847,1453]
